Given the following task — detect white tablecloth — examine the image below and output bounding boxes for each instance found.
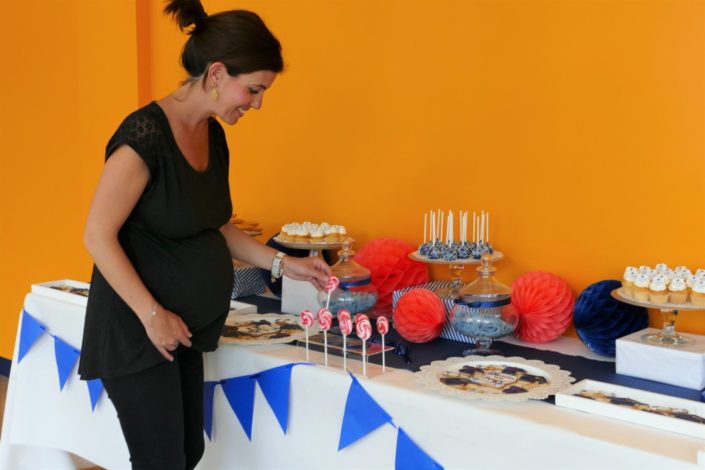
[1,292,704,469]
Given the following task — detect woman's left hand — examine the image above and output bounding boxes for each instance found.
[283,256,332,291]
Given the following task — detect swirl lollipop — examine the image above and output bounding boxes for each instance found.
[317,308,333,366]
[338,309,353,370]
[299,310,314,361]
[356,314,372,375]
[324,276,339,310]
[377,316,389,373]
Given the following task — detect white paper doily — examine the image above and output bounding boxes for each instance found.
[220,313,318,345]
[416,355,575,402]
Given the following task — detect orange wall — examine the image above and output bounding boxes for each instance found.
[1,0,703,358]
[0,0,139,358]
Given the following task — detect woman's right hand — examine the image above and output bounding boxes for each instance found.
[142,306,193,361]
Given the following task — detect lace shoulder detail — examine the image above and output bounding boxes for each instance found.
[120,110,163,146]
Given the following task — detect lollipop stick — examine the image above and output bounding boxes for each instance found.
[343,335,347,371]
[324,331,328,366]
[362,341,367,376]
[305,329,309,361]
[382,336,386,373]
[326,291,331,310]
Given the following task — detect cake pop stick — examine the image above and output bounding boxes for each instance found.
[299,310,314,361]
[323,276,339,310]
[338,309,352,371]
[316,308,332,366]
[486,212,490,243]
[355,314,372,376]
[376,316,389,373]
[423,213,427,243]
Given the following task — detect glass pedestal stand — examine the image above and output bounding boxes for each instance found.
[611,288,703,347]
[409,250,504,299]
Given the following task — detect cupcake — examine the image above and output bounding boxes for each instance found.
[294,225,310,243]
[648,275,669,305]
[279,224,294,242]
[696,269,705,278]
[323,226,338,243]
[668,277,689,304]
[309,227,324,244]
[691,278,705,307]
[633,273,651,301]
[654,263,670,274]
[674,266,692,278]
[621,267,638,297]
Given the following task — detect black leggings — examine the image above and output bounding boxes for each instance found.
[102,347,205,470]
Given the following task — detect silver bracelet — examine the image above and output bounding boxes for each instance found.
[271,251,286,283]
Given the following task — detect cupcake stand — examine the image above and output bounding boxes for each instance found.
[409,250,504,298]
[272,237,342,258]
[611,288,703,347]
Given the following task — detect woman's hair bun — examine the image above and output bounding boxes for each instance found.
[164,0,208,32]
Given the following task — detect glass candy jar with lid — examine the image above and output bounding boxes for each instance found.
[318,238,378,316]
[450,253,517,355]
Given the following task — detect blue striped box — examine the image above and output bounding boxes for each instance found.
[231,265,267,299]
[392,281,473,343]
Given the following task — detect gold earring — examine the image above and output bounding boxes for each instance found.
[210,88,219,101]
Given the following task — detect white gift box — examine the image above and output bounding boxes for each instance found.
[281,277,320,315]
[616,328,705,390]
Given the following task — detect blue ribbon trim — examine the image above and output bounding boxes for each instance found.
[339,279,372,290]
[453,298,511,308]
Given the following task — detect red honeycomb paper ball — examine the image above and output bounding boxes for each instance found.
[511,271,575,343]
[354,238,429,315]
[392,289,446,343]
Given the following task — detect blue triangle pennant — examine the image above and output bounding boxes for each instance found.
[255,363,302,434]
[395,427,444,470]
[221,376,256,441]
[338,374,393,451]
[18,310,46,363]
[87,378,104,412]
[203,381,219,441]
[53,336,80,391]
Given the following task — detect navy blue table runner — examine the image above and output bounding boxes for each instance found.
[239,295,703,402]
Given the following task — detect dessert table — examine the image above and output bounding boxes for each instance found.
[1,291,704,469]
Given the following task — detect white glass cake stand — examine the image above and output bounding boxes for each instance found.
[611,287,703,347]
[273,236,342,258]
[408,250,504,299]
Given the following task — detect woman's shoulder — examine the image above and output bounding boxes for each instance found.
[116,102,166,145]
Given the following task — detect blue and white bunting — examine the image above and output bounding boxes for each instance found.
[87,378,104,412]
[18,310,46,363]
[203,381,219,441]
[396,427,444,470]
[221,375,256,441]
[53,336,80,391]
[256,363,310,434]
[338,373,393,451]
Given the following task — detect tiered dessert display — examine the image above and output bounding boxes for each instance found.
[317,238,378,316]
[274,221,347,257]
[613,264,705,347]
[449,253,518,355]
[409,210,503,298]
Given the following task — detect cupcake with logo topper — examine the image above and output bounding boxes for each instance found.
[690,278,705,307]
[621,267,638,297]
[632,273,651,302]
[668,277,689,304]
[648,274,669,305]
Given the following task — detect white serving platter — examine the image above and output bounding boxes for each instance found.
[31,279,91,307]
[555,379,705,439]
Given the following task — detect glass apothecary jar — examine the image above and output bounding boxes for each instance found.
[449,253,517,354]
[318,238,378,316]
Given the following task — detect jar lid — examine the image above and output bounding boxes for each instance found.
[458,253,511,303]
[331,237,371,283]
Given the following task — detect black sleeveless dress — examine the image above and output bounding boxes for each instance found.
[78,102,234,380]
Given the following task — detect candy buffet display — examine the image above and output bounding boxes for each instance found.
[220,314,309,345]
[417,356,574,402]
[449,254,517,355]
[317,238,378,315]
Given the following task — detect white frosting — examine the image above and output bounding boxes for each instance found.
[654,263,669,273]
[669,277,687,292]
[696,269,705,278]
[338,225,347,235]
[637,266,652,278]
[295,226,309,237]
[693,278,705,294]
[634,273,651,288]
[623,267,638,282]
[686,274,697,288]
[649,275,668,292]
[674,266,692,278]
[310,228,324,238]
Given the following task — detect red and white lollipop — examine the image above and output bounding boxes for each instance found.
[299,310,314,361]
[324,276,339,310]
[317,308,333,366]
[356,314,372,375]
[377,316,389,373]
[338,309,353,370]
